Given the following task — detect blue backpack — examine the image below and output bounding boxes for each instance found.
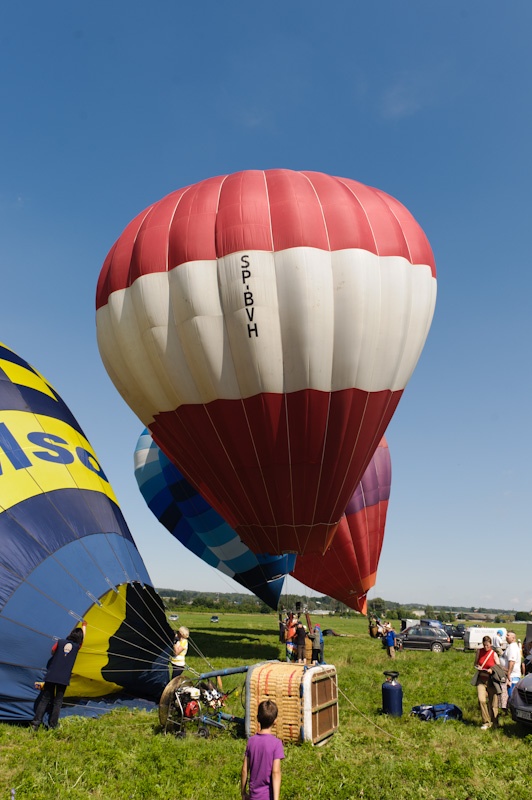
[410,703,463,722]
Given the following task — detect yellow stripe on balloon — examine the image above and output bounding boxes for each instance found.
[0,358,57,399]
[68,585,128,697]
[0,410,118,511]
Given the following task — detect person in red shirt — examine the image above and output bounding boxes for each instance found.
[474,635,500,729]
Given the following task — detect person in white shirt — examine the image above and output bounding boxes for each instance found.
[504,631,521,700]
[492,629,506,655]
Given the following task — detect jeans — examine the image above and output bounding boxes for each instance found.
[32,682,67,729]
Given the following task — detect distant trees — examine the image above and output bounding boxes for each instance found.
[159,589,520,621]
[436,609,453,623]
[368,597,386,618]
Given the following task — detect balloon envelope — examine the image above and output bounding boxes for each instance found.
[97,169,436,556]
[292,438,391,613]
[134,429,295,609]
[0,344,172,722]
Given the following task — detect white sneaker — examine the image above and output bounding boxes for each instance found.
[480,723,492,730]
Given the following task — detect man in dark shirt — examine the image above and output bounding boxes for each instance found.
[295,622,307,664]
[31,620,87,730]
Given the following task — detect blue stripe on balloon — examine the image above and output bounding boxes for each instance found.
[0,610,67,670]
[0,491,137,609]
[134,429,290,608]
[255,553,296,573]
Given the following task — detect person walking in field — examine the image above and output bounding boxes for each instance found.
[241,699,284,800]
[473,635,500,729]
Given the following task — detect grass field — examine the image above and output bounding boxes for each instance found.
[1,614,531,800]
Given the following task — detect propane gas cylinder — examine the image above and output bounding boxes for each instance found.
[382,671,403,717]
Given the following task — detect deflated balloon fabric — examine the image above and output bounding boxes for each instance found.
[0,343,173,722]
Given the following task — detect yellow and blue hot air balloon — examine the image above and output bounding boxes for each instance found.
[134,430,295,609]
[0,344,173,722]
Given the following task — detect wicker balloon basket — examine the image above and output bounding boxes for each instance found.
[245,662,338,745]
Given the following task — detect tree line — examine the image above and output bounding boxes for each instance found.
[157,589,532,621]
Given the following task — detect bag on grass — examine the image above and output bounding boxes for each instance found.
[410,703,463,722]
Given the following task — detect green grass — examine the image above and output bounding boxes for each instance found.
[1,615,531,799]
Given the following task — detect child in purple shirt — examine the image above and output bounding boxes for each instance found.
[241,699,284,800]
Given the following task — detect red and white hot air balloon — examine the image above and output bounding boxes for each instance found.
[292,437,391,614]
[96,170,436,556]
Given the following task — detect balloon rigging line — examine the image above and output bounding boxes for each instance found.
[2,499,139,610]
[7,421,146,587]
[162,510,289,592]
[7,619,170,671]
[336,403,371,519]
[200,400,273,551]
[160,408,268,558]
[80,610,172,658]
[237,396,278,554]
[331,676,411,745]
[261,169,275,251]
[282,392,296,556]
[170,408,240,532]
[304,172,332,249]
[324,236,417,519]
[291,187,338,551]
[88,602,172,653]
[5,648,171,673]
[79,576,173,651]
[186,635,217,673]
[167,398,277,558]
[2,581,172,661]
[171,536,283,606]
[125,580,174,645]
[306,385,333,551]
[2,501,174,652]
[48,699,159,714]
[78,648,168,667]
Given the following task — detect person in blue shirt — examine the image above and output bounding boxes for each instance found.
[31,621,87,730]
[384,624,398,659]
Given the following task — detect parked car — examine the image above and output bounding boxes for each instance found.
[463,627,507,651]
[401,618,444,632]
[210,615,220,623]
[169,614,179,621]
[509,674,532,726]
[397,625,452,653]
[443,624,465,640]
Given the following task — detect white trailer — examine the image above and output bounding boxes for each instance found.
[463,627,507,650]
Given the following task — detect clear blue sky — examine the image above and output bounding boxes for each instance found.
[2,2,531,611]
